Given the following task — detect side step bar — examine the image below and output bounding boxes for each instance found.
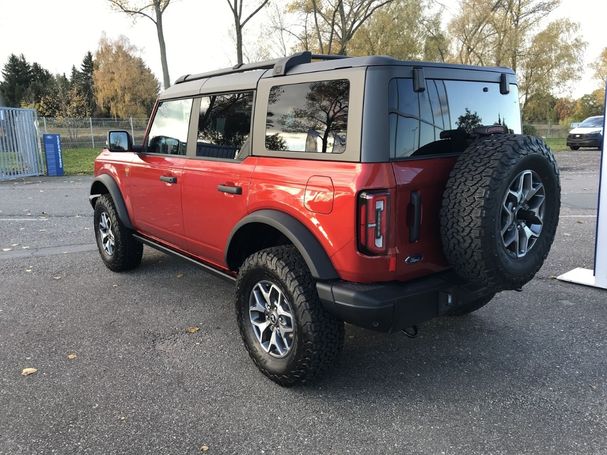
[132,234,236,283]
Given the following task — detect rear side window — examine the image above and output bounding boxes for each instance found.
[389,78,521,159]
[147,98,193,155]
[265,79,349,154]
[197,91,254,160]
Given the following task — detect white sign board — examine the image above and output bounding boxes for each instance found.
[558,83,607,289]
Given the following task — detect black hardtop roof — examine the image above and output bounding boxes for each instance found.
[174,51,515,85]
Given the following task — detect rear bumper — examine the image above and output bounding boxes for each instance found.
[316,272,480,332]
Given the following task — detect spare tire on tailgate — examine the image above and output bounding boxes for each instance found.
[440,134,560,292]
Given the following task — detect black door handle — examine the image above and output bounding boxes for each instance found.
[218,184,242,195]
[160,175,177,184]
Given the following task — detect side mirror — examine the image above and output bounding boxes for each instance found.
[107,130,133,152]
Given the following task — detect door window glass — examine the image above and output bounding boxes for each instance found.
[147,98,193,155]
[196,91,254,160]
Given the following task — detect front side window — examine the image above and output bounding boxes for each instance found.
[265,79,349,154]
[147,98,193,155]
[196,91,254,160]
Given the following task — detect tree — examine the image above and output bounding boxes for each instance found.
[288,0,393,55]
[591,47,607,86]
[93,36,160,118]
[78,52,97,115]
[348,0,447,61]
[573,89,604,120]
[518,19,585,110]
[0,54,31,107]
[107,0,173,89]
[226,0,271,66]
[448,0,560,70]
[24,62,53,106]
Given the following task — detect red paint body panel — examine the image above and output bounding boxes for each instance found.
[180,157,257,267]
[94,150,457,284]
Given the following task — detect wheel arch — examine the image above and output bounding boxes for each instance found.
[89,174,133,229]
[226,210,339,280]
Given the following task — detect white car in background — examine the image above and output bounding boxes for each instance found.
[567,115,604,150]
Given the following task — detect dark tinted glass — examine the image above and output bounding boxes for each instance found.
[389,78,521,159]
[147,98,192,155]
[266,80,349,154]
[197,92,254,159]
[444,80,521,133]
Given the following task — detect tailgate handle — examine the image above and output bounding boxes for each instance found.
[409,191,421,243]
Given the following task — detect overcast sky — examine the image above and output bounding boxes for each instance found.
[0,0,605,97]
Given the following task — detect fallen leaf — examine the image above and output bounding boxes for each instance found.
[199,445,209,453]
[119,416,126,421]
[549,275,557,280]
[112,284,118,288]
[2,248,12,252]
[22,246,30,249]
[25,269,32,273]
[176,273,184,278]
[53,276,62,280]
[576,220,583,224]
[186,326,200,334]
[11,243,18,247]
[67,353,77,360]
[21,368,38,376]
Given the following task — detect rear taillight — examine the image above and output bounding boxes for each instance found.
[358,190,390,255]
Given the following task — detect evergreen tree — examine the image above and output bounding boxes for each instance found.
[0,54,31,107]
[79,52,96,115]
[24,62,53,106]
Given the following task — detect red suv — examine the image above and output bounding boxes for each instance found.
[90,52,560,386]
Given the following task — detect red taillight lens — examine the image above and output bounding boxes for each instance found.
[358,190,390,255]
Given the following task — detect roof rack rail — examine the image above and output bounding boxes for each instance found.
[174,52,348,85]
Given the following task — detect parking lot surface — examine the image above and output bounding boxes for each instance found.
[1,150,606,454]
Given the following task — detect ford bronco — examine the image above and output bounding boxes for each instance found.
[90,52,560,386]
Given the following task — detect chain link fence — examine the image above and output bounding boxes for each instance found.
[38,117,149,149]
[35,117,571,151]
[528,123,570,139]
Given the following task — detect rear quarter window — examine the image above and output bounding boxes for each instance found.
[265,79,349,154]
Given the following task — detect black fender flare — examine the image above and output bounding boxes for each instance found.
[89,174,133,229]
[226,210,339,280]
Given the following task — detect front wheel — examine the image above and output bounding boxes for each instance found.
[94,194,143,272]
[235,246,344,386]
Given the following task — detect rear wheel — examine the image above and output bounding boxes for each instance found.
[235,246,344,386]
[94,194,143,272]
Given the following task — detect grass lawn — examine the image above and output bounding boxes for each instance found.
[62,147,101,175]
[543,137,567,152]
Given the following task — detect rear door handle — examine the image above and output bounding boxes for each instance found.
[217,184,242,195]
[409,191,421,243]
[160,175,177,184]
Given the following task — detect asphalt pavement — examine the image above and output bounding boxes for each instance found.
[0,150,605,454]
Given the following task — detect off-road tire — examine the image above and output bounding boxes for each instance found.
[94,194,143,272]
[235,246,344,386]
[441,134,560,292]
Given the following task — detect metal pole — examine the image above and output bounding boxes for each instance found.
[90,117,95,149]
[43,116,47,133]
[593,86,607,287]
[130,117,134,139]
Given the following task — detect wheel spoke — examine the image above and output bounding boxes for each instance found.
[248,280,295,359]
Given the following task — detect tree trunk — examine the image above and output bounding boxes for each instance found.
[236,22,244,65]
[155,3,171,89]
